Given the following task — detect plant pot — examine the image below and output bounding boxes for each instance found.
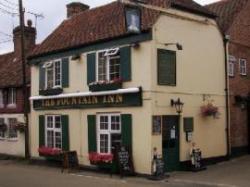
[39,88,63,96]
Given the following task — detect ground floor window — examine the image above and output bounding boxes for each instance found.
[0,118,5,138]
[97,114,121,154]
[8,118,17,139]
[45,115,62,149]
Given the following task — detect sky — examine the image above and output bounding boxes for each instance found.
[0,0,219,54]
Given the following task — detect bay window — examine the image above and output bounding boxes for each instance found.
[45,115,62,149]
[96,49,121,82]
[97,114,121,154]
[44,60,62,89]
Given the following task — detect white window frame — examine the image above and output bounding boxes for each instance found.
[7,88,16,108]
[239,58,247,76]
[97,113,121,154]
[8,118,17,139]
[44,60,62,89]
[0,89,3,108]
[45,115,62,149]
[228,55,236,77]
[0,118,5,139]
[96,48,120,82]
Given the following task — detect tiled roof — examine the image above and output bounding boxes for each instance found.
[206,0,249,33]
[29,0,215,59]
[0,52,30,88]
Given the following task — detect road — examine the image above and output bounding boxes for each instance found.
[0,156,249,187]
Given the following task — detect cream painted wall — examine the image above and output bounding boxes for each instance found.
[30,9,227,174]
[151,10,227,161]
[0,114,25,157]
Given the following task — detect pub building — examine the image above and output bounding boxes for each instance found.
[28,0,228,174]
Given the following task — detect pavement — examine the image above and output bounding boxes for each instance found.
[0,156,249,187]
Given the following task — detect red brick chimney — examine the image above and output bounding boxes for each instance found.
[13,19,36,55]
[67,2,90,18]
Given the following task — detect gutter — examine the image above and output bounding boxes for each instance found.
[224,35,231,158]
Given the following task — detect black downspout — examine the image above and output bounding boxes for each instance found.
[224,35,230,158]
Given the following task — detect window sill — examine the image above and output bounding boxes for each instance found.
[7,138,18,142]
[39,88,63,96]
[7,104,17,109]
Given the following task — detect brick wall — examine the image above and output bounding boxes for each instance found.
[228,1,250,149]
[0,88,24,114]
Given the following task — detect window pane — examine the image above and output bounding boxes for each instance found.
[55,116,61,129]
[0,90,3,107]
[0,118,4,138]
[55,132,62,149]
[100,134,109,153]
[54,61,61,86]
[8,118,17,138]
[47,130,54,148]
[98,52,107,81]
[100,116,108,130]
[47,116,53,128]
[47,64,54,89]
[7,88,16,105]
[111,116,120,131]
[109,56,120,81]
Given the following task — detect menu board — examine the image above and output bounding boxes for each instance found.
[62,151,79,173]
[117,146,134,177]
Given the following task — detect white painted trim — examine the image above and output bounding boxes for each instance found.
[30,87,140,100]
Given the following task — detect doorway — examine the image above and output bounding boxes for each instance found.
[162,115,180,172]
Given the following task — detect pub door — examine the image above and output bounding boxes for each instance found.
[162,115,180,172]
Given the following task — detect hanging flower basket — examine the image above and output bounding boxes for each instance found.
[200,103,219,118]
[38,146,62,157]
[89,152,113,164]
[0,124,7,132]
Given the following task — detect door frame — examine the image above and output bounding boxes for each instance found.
[162,115,181,171]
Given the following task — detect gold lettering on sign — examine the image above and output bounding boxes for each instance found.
[116,95,123,103]
[72,98,78,105]
[92,96,98,104]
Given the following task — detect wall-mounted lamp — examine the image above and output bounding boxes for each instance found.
[171,98,184,114]
[71,54,81,61]
[131,42,140,49]
[165,43,183,50]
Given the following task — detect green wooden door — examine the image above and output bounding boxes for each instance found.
[162,116,180,172]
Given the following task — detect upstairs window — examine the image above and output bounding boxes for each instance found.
[126,8,141,33]
[228,55,236,77]
[7,88,16,107]
[0,89,3,108]
[157,49,176,86]
[239,59,247,76]
[44,60,62,89]
[97,48,121,82]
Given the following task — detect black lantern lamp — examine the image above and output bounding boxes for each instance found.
[171,98,184,114]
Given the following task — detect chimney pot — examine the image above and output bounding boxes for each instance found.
[27,19,32,27]
[67,2,90,18]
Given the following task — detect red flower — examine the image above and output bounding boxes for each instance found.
[38,147,62,156]
[89,152,113,163]
[201,103,219,117]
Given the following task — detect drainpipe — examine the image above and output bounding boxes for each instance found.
[224,35,230,158]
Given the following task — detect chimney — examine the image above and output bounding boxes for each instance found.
[67,2,90,18]
[13,19,36,55]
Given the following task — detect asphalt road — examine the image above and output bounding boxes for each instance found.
[0,156,249,187]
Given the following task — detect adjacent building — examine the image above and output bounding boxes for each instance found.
[28,0,227,174]
[0,21,36,157]
[207,0,250,156]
